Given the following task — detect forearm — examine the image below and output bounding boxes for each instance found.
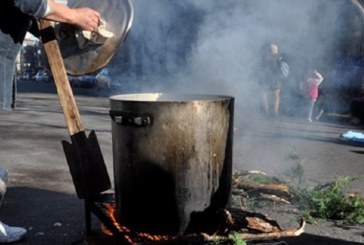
[13,0,100,32]
[314,71,324,85]
[316,73,324,82]
[44,0,100,31]
[44,0,76,25]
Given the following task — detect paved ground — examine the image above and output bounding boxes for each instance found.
[0,80,363,244]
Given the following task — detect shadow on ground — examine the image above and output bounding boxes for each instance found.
[0,187,99,245]
[1,187,362,245]
[282,233,364,245]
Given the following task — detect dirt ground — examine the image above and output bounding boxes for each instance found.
[0,80,363,244]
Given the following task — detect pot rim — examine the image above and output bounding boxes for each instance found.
[109,92,234,102]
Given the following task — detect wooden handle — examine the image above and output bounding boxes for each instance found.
[38,19,84,135]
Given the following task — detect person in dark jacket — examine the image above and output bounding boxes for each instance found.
[0,0,101,111]
[0,0,101,242]
[259,43,288,117]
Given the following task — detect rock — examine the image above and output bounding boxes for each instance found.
[0,168,8,206]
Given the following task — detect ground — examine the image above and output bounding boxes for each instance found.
[0,80,363,244]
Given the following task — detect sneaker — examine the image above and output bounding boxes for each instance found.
[0,221,26,243]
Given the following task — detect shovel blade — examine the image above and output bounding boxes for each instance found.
[62,130,111,199]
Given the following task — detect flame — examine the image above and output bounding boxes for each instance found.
[101,202,171,243]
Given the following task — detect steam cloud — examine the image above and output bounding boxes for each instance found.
[112,0,360,113]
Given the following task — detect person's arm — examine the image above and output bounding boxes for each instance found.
[314,70,324,85]
[13,0,100,32]
[44,0,100,32]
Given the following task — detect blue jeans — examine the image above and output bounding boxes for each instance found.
[0,0,46,111]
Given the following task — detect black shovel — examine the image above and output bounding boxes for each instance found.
[38,20,111,200]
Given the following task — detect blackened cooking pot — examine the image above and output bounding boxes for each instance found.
[109,93,234,235]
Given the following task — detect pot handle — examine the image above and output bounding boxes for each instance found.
[109,110,151,127]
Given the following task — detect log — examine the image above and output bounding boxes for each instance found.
[234,179,293,200]
[224,208,282,233]
[202,218,306,242]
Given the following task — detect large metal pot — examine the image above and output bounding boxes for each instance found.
[109,93,234,235]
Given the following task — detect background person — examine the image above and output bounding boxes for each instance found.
[304,69,324,122]
[259,43,288,117]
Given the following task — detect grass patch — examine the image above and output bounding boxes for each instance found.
[234,147,364,226]
[292,176,364,225]
[284,148,364,225]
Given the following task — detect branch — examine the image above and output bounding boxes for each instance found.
[202,218,306,242]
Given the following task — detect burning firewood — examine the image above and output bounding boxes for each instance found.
[134,216,305,244]
[149,210,305,244]
[201,217,305,242]
[88,169,305,245]
[197,208,305,242]
[92,205,305,244]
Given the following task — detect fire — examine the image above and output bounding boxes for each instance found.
[96,194,306,244]
[101,202,171,244]
[101,203,130,234]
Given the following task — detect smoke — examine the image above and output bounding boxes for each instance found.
[111,0,359,111]
[101,0,362,184]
